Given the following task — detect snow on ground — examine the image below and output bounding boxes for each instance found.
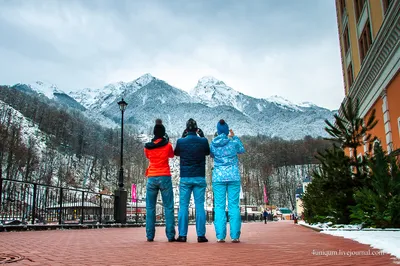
[299,221,400,258]
[0,100,47,158]
[322,230,400,259]
[299,221,362,230]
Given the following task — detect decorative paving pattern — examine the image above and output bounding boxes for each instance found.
[0,221,398,265]
[0,253,24,264]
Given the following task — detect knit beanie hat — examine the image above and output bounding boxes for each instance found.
[186,118,198,132]
[217,119,229,135]
[153,118,165,138]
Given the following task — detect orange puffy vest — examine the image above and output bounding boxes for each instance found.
[144,139,174,177]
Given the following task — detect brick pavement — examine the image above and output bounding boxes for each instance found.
[0,221,398,266]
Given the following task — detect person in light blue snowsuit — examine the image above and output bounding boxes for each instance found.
[210,119,245,243]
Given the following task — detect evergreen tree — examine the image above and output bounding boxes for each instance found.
[303,145,354,224]
[350,143,400,228]
[324,97,377,182]
[303,97,379,224]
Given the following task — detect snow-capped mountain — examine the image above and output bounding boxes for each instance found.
[190,77,320,114]
[69,73,155,111]
[100,77,197,131]
[12,82,85,111]
[13,81,64,99]
[190,76,243,110]
[75,74,334,139]
[7,74,335,139]
[28,81,62,99]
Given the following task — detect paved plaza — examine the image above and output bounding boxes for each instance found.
[0,221,398,265]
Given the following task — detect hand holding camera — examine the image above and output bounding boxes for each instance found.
[197,128,205,138]
[182,129,188,138]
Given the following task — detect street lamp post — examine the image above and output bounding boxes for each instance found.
[114,98,128,224]
[244,186,247,222]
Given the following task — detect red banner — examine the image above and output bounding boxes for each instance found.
[132,184,137,203]
[263,185,268,203]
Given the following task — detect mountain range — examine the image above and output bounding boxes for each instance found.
[9,74,336,139]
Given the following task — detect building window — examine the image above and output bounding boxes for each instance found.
[347,63,354,88]
[355,0,366,22]
[339,0,346,15]
[383,0,393,14]
[359,20,372,63]
[343,26,350,54]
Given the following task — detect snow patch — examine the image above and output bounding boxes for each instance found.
[0,100,47,159]
[322,230,400,259]
[28,81,63,99]
[297,101,316,108]
[299,221,400,259]
[266,95,303,112]
[142,94,147,105]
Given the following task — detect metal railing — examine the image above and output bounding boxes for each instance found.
[0,178,114,225]
[1,177,265,227]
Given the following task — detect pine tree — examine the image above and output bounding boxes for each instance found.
[303,97,378,224]
[324,97,377,181]
[350,143,400,228]
[303,145,354,224]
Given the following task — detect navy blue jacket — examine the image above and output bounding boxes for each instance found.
[174,132,210,177]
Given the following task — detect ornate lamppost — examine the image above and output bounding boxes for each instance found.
[114,98,128,223]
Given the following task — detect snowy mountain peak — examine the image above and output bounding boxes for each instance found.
[132,73,156,85]
[197,76,226,87]
[28,81,64,99]
[191,76,242,109]
[68,74,156,111]
[265,95,303,111]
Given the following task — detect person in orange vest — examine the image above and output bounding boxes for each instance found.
[144,119,175,242]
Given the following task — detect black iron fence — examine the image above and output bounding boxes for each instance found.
[0,178,264,227]
[0,178,114,225]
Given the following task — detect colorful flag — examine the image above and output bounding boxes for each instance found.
[263,185,268,203]
[131,184,137,202]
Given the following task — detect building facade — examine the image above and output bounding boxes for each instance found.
[295,176,312,218]
[335,0,400,154]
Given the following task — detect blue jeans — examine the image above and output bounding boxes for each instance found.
[213,181,241,240]
[146,176,176,240]
[178,177,207,237]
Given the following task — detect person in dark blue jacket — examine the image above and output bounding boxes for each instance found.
[174,118,210,243]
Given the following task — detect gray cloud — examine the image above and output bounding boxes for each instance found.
[0,0,344,109]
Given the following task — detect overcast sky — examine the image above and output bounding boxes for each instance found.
[0,0,344,110]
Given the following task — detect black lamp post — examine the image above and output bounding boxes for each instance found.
[244,185,247,222]
[114,98,128,224]
[117,98,127,188]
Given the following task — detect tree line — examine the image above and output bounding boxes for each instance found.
[237,135,330,209]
